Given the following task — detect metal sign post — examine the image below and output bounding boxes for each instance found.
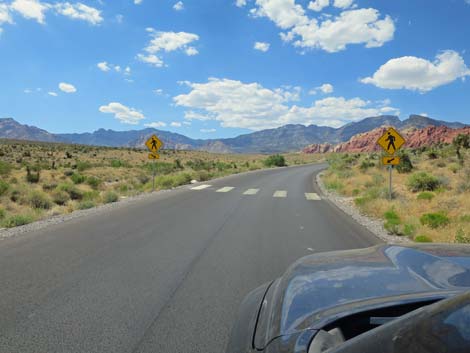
[377,127,406,201]
[145,135,164,192]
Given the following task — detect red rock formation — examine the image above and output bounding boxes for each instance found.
[303,126,470,154]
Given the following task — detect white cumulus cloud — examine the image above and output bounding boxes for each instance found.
[58,82,76,93]
[10,0,49,24]
[308,0,329,12]
[174,78,398,130]
[138,30,199,67]
[170,121,182,127]
[145,121,167,128]
[361,50,470,92]
[254,41,270,52]
[173,1,184,11]
[249,1,394,53]
[54,2,103,25]
[333,0,354,9]
[310,83,334,94]
[0,4,13,25]
[97,61,111,72]
[99,102,145,125]
[235,0,247,7]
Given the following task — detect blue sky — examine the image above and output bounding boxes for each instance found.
[1,0,469,139]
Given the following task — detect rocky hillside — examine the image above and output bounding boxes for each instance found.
[1,115,467,154]
[303,126,470,153]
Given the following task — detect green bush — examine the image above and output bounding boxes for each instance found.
[185,159,213,171]
[0,179,9,196]
[420,212,450,229]
[460,215,470,223]
[359,160,375,171]
[383,209,402,235]
[9,189,21,203]
[77,200,96,210]
[2,214,34,228]
[0,160,12,175]
[173,173,192,186]
[197,170,211,181]
[111,159,129,168]
[396,152,413,173]
[56,183,83,200]
[417,192,435,201]
[325,180,344,193]
[415,235,433,243]
[407,172,441,192]
[71,173,86,184]
[77,161,92,172]
[42,182,58,191]
[103,191,118,203]
[82,190,100,201]
[29,191,52,209]
[25,166,40,183]
[86,176,102,189]
[403,224,416,237]
[0,208,5,219]
[455,228,470,244]
[264,154,287,167]
[51,190,70,206]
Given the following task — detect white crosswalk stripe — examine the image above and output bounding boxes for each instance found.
[273,190,287,198]
[191,184,212,190]
[216,187,235,193]
[243,189,259,195]
[305,193,321,201]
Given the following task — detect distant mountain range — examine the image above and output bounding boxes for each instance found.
[0,115,467,154]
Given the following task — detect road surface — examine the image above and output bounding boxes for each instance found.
[0,164,381,353]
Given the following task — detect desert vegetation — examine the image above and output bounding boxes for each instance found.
[322,134,470,243]
[0,139,323,228]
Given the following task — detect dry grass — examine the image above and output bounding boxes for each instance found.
[321,144,470,244]
[0,139,324,228]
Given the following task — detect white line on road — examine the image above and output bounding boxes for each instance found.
[191,184,212,190]
[243,189,259,195]
[305,193,321,200]
[273,190,287,198]
[216,187,235,193]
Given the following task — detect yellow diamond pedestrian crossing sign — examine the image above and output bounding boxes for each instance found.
[377,127,405,155]
[145,135,163,153]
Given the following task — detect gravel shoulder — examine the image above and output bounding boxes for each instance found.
[316,170,410,244]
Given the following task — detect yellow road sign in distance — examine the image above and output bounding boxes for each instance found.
[148,153,160,160]
[145,135,163,153]
[382,156,400,166]
[377,127,406,155]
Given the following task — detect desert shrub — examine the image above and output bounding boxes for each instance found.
[396,152,413,173]
[186,159,213,171]
[455,228,470,244]
[427,150,438,159]
[403,224,416,237]
[76,161,92,172]
[29,191,52,209]
[383,209,402,235]
[0,179,9,196]
[0,208,5,219]
[324,179,344,193]
[25,166,40,183]
[137,174,150,185]
[457,169,470,193]
[352,188,360,196]
[420,212,450,229]
[436,161,446,168]
[111,159,130,168]
[359,159,375,171]
[156,176,175,189]
[51,190,70,206]
[407,172,441,192]
[173,173,192,186]
[197,170,210,181]
[42,182,58,191]
[86,176,102,189]
[215,161,232,171]
[56,183,83,200]
[354,197,369,207]
[70,173,86,184]
[82,190,100,201]
[103,191,118,203]
[460,215,470,222]
[448,163,460,174]
[0,160,12,175]
[77,200,96,210]
[9,189,21,202]
[264,154,287,167]
[2,214,33,228]
[415,235,433,243]
[174,159,184,169]
[417,191,435,201]
[63,170,74,177]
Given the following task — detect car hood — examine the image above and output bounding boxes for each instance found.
[255,244,470,350]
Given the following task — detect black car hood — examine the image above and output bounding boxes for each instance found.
[255,244,470,349]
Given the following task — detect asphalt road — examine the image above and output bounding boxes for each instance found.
[0,164,381,353]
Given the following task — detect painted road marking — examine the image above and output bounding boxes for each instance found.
[191,184,212,190]
[273,190,287,198]
[305,193,321,201]
[216,187,235,193]
[243,189,259,195]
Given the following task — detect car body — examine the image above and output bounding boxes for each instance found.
[226,244,470,353]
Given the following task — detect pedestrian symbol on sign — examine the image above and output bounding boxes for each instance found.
[386,132,396,153]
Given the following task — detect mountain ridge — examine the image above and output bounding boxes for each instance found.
[0,115,467,154]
